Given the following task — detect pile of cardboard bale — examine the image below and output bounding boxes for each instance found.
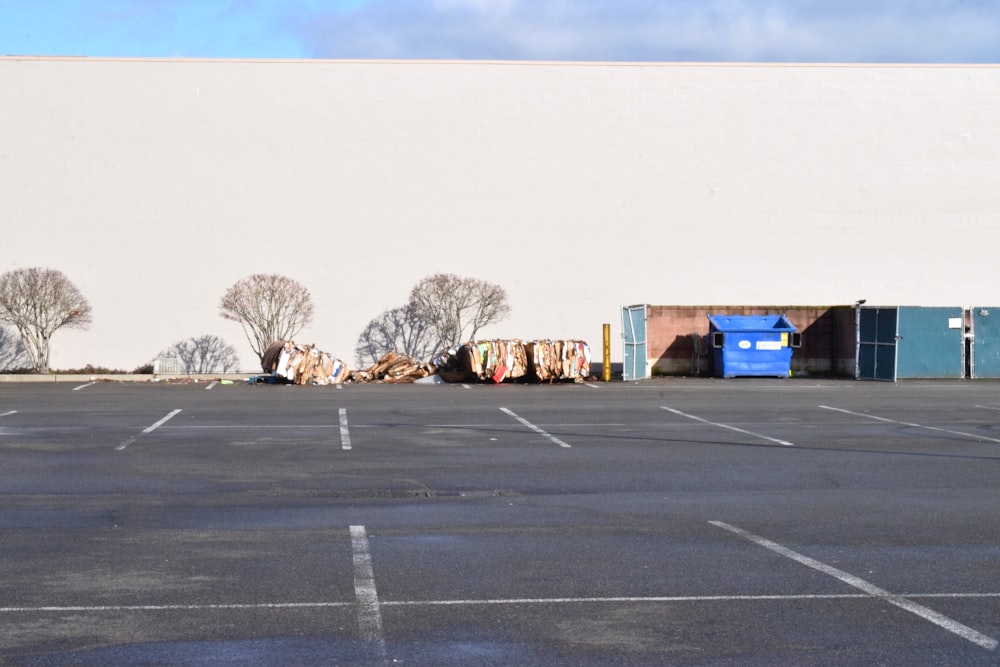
[354,351,434,383]
[257,338,591,386]
[469,339,529,383]
[527,339,592,382]
[261,340,351,385]
[432,339,591,383]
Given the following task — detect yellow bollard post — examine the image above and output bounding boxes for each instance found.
[602,323,612,382]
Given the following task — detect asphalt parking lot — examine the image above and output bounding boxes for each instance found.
[1,378,999,666]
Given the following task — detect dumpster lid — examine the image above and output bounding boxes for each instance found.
[707,314,797,332]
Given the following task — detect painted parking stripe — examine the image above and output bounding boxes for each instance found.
[339,408,352,450]
[72,382,96,391]
[500,408,572,448]
[142,409,183,434]
[710,521,998,651]
[115,409,183,451]
[164,424,341,429]
[5,590,1000,615]
[661,407,794,447]
[350,525,387,659]
[424,423,625,428]
[0,602,355,612]
[0,410,16,418]
[205,381,218,390]
[820,405,1000,444]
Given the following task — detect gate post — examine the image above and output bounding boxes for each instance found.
[602,323,611,382]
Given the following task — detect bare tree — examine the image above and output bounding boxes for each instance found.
[0,325,30,371]
[162,335,241,374]
[355,303,440,367]
[407,273,511,349]
[219,274,314,363]
[0,267,92,373]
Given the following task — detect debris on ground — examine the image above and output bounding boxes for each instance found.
[354,351,434,383]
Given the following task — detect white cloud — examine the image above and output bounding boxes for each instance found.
[288,0,1000,62]
[4,0,1000,62]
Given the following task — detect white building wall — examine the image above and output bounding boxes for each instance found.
[2,57,999,370]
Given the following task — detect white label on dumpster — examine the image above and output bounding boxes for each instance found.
[738,340,751,349]
[756,340,783,350]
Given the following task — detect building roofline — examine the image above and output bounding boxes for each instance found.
[2,55,999,68]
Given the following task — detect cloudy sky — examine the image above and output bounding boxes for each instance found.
[2,0,999,63]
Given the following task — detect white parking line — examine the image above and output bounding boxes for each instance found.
[383,592,1000,605]
[143,409,183,434]
[72,382,96,391]
[0,602,354,612]
[661,407,794,447]
[339,408,352,450]
[819,405,1000,444]
[424,423,625,428]
[0,410,16,418]
[499,407,572,448]
[350,525,387,659]
[710,521,998,651]
[205,381,218,390]
[115,409,183,451]
[6,591,998,615]
[165,424,341,429]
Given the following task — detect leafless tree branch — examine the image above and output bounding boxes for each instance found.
[355,303,441,367]
[161,335,241,374]
[219,274,314,363]
[0,267,92,373]
[0,325,30,371]
[406,273,511,349]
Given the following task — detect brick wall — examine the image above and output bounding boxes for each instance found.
[646,305,856,377]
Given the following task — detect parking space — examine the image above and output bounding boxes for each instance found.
[1,379,999,664]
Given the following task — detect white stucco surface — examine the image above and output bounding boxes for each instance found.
[2,58,999,370]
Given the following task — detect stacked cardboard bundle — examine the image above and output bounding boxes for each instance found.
[431,339,590,383]
[260,340,351,385]
[526,340,591,382]
[356,351,433,383]
[464,339,529,383]
[256,339,591,386]
[431,340,514,383]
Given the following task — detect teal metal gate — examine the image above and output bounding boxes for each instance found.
[621,305,648,381]
[972,307,1000,378]
[895,307,964,378]
[857,306,964,380]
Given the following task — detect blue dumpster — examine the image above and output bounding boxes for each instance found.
[708,314,801,378]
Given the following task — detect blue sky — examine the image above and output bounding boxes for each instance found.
[1,0,999,62]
